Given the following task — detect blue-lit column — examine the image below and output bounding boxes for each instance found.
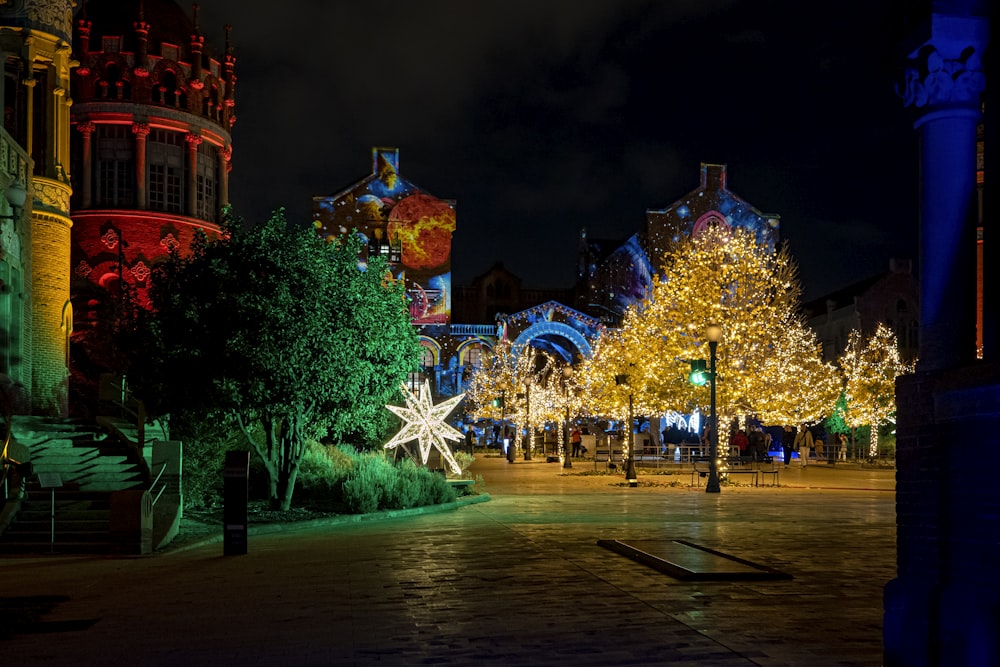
[886,9,995,667]
[900,34,986,371]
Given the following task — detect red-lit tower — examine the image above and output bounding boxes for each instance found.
[69,0,235,411]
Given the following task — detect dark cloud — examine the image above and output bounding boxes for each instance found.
[197,0,918,299]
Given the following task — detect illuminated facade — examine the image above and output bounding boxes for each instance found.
[314,147,454,326]
[1,1,76,416]
[314,148,601,400]
[68,0,235,413]
[578,163,781,323]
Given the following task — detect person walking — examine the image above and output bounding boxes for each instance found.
[570,427,583,457]
[794,426,814,467]
[782,425,795,466]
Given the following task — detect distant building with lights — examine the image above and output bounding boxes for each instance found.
[313,147,602,399]
[577,163,781,324]
[802,259,919,363]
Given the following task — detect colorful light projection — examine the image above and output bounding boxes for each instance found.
[313,148,455,324]
[384,380,465,474]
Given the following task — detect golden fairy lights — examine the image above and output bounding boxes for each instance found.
[460,226,913,461]
[840,323,915,457]
[463,341,573,456]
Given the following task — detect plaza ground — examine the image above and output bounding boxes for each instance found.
[1,455,895,666]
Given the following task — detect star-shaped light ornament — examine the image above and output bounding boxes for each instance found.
[384,381,465,474]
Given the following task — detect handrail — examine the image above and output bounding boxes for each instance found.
[150,462,169,507]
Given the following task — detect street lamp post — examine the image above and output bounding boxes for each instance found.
[705,323,723,493]
[563,366,573,470]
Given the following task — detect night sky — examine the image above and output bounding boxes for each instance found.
[196,0,919,302]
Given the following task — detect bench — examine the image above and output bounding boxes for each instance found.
[446,479,476,495]
[594,448,610,470]
[722,455,758,485]
[690,456,713,486]
[610,449,624,469]
[755,456,780,487]
[594,448,624,470]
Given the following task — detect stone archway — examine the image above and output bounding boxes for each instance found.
[511,321,593,362]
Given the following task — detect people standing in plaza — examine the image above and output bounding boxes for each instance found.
[570,426,583,457]
[838,432,848,461]
[783,424,796,465]
[748,425,766,461]
[794,426,814,467]
[814,434,825,463]
[731,428,749,458]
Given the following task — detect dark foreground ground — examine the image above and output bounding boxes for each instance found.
[1,455,895,666]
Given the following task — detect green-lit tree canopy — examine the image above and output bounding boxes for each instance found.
[120,208,421,509]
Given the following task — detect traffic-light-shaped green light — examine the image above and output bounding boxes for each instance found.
[688,359,709,386]
[492,396,505,408]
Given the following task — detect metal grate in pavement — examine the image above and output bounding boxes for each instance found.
[597,538,793,581]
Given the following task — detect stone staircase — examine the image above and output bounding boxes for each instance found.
[0,417,149,554]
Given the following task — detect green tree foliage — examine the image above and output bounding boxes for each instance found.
[120,209,421,509]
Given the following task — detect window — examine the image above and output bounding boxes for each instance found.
[95,124,134,207]
[464,343,483,369]
[148,130,184,213]
[196,140,217,220]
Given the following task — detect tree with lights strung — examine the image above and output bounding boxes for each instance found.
[580,226,835,433]
[464,340,517,430]
[464,341,558,456]
[120,208,421,510]
[839,323,915,459]
[753,315,841,428]
[577,326,635,423]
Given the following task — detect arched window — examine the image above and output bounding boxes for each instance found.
[159,70,179,107]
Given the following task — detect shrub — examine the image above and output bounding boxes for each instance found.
[451,451,475,476]
[341,453,393,513]
[339,450,456,513]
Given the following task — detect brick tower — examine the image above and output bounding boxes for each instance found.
[69,0,235,414]
[1,1,77,416]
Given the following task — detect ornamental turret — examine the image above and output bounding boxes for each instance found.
[68,0,236,416]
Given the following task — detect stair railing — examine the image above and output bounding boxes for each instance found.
[150,462,169,507]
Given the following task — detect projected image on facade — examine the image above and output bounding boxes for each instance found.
[313,148,455,324]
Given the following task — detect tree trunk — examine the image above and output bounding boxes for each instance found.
[240,412,307,511]
[275,412,305,511]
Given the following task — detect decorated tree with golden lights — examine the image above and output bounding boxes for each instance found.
[839,323,915,458]
[464,340,518,424]
[579,226,837,431]
[464,341,560,456]
[754,316,841,427]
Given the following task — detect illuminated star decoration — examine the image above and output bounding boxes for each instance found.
[384,381,465,474]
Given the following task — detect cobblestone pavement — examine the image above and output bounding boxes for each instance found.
[0,456,895,666]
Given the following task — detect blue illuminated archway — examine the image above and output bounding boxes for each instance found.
[511,321,593,361]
